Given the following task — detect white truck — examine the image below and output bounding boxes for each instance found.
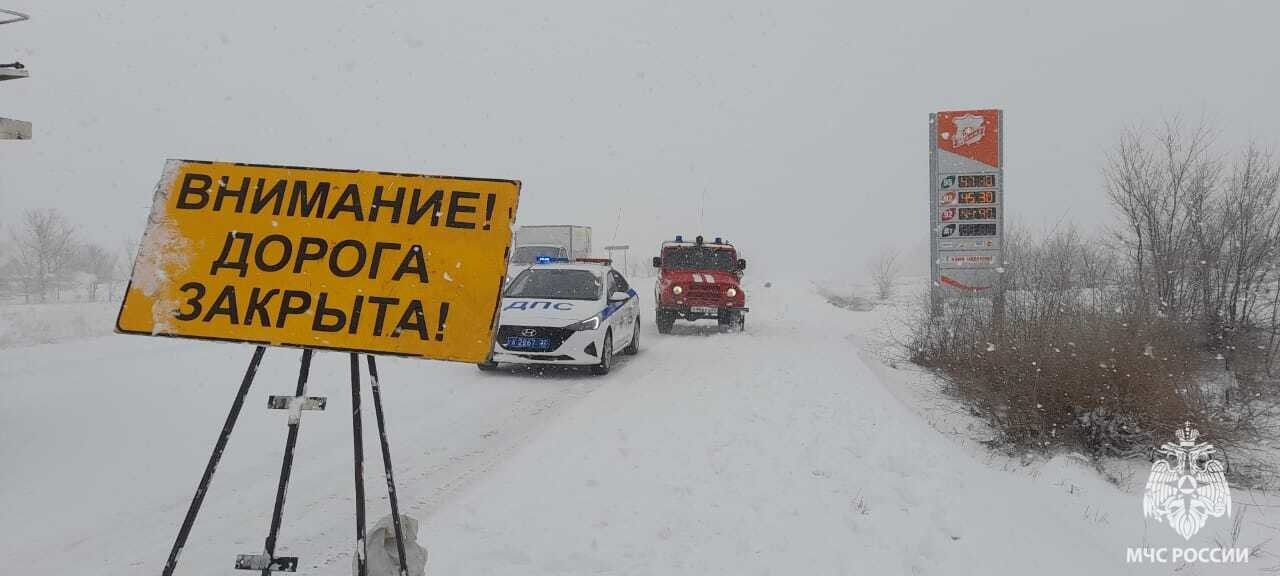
[507,225,593,279]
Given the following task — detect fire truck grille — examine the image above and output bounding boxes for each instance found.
[686,284,724,300]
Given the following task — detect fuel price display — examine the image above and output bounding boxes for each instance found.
[958,223,997,237]
[958,190,995,204]
[958,207,996,221]
[957,174,996,188]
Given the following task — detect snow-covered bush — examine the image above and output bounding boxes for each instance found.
[815,287,874,311]
[910,121,1280,472]
[1072,408,1150,459]
[909,224,1251,459]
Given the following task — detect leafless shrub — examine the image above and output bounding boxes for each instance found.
[868,248,900,301]
[911,224,1236,457]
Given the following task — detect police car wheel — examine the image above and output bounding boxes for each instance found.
[591,332,613,375]
[623,320,640,355]
[656,311,675,334]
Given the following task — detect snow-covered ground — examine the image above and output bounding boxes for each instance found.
[0,300,120,348]
[2,277,1278,574]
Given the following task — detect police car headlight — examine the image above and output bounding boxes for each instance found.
[672,285,683,295]
[726,288,737,298]
[565,315,601,331]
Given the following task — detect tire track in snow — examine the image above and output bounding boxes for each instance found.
[308,368,627,573]
[404,378,605,518]
[390,311,669,526]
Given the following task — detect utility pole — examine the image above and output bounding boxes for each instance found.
[1,8,31,140]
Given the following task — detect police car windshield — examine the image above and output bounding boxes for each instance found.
[663,247,738,271]
[504,268,602,301]
[510,245,568,264]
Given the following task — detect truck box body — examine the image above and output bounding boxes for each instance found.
[508,225,593,279]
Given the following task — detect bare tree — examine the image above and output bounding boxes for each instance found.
[120,233,137,269]
[78,242,118,301]
[1205,146,1280,338]
[1105,118,1219,321]
[0,226,10,298]
[868,248,900,300]
[9,209,79,302]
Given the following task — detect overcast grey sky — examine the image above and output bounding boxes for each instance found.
[1,0,1277,284]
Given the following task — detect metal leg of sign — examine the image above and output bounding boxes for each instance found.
[161,345,267,576]
[350,353,368,576]
[236,348,324,574]
[365,355,410,576]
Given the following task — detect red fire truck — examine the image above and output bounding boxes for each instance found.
[652,235,748,333]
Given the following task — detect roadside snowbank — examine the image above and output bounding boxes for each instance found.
[0,300,120,348]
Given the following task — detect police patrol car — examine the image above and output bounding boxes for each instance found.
[478,257,640,375]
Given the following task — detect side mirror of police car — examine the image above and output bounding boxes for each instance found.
[652,256,662,268]
[737,258,747,271]
[609,291,630,302]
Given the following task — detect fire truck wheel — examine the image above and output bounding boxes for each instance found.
[656,311,675,334]
[719,311,745,333]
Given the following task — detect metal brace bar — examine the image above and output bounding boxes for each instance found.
[267,395,328,412]
[234,554,298,572]
[238,349,315,575]
[161,346,267,576]
[350,353,368,576]
[366,355,410,576]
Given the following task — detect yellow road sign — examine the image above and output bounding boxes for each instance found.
[117,160,521,362]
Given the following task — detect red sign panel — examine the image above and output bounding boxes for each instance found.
[936,109,1001,169]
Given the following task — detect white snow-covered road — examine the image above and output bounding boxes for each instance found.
[2,278,1278,575]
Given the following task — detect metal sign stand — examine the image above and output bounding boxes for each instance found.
[161,347,410,576]
[928,109,1006,319]
[1,8,32,140]
[928,116,942,318]
[162,346,266,575]
[365,355,411,575]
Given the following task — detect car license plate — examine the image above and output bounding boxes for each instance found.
[505,336,551,350]
[690,306,718,316]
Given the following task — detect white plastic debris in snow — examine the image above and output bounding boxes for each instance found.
[358,514,428,576]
